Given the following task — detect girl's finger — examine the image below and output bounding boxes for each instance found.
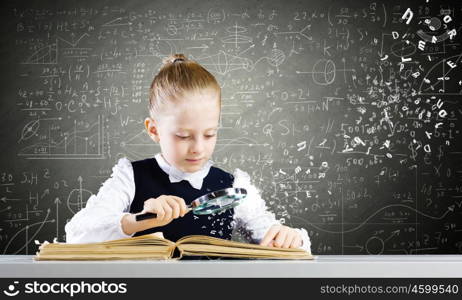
[153,204,165,220]
[161,202,173,221]
[167,198,180,219]
[274,227,288,248]
[173,196,188,217]
[259,225,280,246]
[290,234,302,249]
[282,230,295,248]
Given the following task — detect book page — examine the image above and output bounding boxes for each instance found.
[35,233,177,261]
[175,235,312,259]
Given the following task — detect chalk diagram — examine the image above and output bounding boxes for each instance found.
[2,176,92,254]
[274,24,312,41]
[221,23,253,48]
[195,50,252,75]
[2,208,54,254]
[119,129,159,160]
[21,41,58,65]
[245,48,288,71]
[101,17,132,27]
[58,33,92,60]
[66,176,93,215]
[296,59,337,85]
[390,40,416,58]
[18,115,106,159]
[418,54,462,95]
[293,202,455,254]
[267,48,286,67]
[21,33,91,65]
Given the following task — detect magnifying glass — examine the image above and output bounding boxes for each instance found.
[135,187,247,221]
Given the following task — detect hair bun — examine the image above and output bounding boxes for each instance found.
[162,54,188,66]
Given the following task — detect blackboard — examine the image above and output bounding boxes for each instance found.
[0,0,461,255]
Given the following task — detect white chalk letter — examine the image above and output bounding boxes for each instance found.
[418,40,426,51]
[402,8,413,25]
[423,144,431,153]
[443,15,452,23]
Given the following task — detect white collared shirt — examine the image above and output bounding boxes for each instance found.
[64,154,311,252]
[154,153,212,190]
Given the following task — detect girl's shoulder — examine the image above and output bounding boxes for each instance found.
[100,157,134,190]
[129,157,154,166]
[230,168,252,187]
[111,157,133,174]
[110,157,160,176]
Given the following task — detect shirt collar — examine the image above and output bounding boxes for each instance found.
[154,153,213,190]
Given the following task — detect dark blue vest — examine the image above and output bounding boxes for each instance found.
[129,158,235,242]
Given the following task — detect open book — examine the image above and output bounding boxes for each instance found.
[34,233,313,260]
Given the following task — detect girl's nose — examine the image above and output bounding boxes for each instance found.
[190,136,205,153]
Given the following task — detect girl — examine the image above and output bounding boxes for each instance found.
[65,54,311,252]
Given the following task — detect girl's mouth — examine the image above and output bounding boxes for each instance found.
[186,158,202,163]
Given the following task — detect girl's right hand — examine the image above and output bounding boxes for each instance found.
[138,195,190,228]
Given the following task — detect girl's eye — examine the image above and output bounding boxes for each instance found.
[176,134,216,139]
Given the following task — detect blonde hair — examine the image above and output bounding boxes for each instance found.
[148,54,221,120]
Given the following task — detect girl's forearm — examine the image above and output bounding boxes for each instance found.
[121,213,156,235]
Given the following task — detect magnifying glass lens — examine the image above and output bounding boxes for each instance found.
[192,195,244,215]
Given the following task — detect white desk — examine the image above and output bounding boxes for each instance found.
[0,255,461,278]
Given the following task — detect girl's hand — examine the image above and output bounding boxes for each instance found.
[259,224,302,249]
[138,195,190,228]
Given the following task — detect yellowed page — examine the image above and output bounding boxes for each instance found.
[35,233,176,260]
[35,253,172,261]
[175,235,312,259]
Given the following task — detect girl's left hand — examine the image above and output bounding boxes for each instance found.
[259,224,302,249]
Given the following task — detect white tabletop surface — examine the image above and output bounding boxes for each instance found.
[0,255,461,277]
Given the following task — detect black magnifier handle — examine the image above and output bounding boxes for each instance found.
[135,212,157,221]
[135,204,193,221]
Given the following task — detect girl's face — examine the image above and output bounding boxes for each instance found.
[145,87,220,173]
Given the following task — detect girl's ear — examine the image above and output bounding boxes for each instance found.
[144,117,160,143]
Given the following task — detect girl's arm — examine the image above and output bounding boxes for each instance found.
[64,158,135,243]
[231,168,312,252]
